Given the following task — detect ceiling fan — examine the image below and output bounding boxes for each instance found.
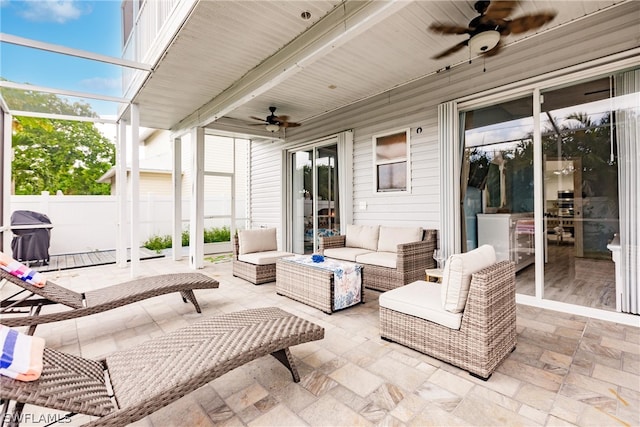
[429,0,556,59]
[249,106,301,132]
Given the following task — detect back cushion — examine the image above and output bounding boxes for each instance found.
[441,245,496,313]
[238,228,277,255]
[345,225,379,251]
[377,226,423,253]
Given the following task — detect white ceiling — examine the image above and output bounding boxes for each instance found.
[130,0,629,134]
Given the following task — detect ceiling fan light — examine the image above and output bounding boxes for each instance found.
[266,123,280,132]
[468,30,500,55]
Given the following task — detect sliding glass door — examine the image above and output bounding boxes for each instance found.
[290,143,340,254]
[458,69,638,313]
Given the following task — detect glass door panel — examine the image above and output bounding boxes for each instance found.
[460,96,535,296]
[315,145,340,248]
[541,77,619,311]
[291,150,312,254]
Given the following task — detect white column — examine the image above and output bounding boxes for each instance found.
[1,110,12,253]
[116,119,128,267]
[172,136,182,261]
[189,127,204,269]
[129,104,141,276]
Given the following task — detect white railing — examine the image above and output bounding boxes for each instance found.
[8,193,246,255]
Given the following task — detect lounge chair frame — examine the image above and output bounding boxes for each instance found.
[0,269,219,333]
[0,307,324,427]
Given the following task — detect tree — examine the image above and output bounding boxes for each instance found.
[1,82,115,195]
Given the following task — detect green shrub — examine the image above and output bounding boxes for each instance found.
[143,226,231,251]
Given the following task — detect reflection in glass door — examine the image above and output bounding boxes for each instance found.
[460,96,536,295]
[541,77,619,311]
[291,144,340,254]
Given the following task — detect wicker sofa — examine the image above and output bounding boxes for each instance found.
[379,245,516,380]
[319,225,437,292]
[232,228,293,284]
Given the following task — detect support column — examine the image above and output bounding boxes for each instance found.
[1,109,12,252]
[189,127,204,269]
[116,119,128,267]
[129,104,141,276]
[172,136,182,261]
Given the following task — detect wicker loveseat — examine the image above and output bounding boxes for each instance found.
[379,245,516,380]
[319,225,437,292]
[232,228,293,284]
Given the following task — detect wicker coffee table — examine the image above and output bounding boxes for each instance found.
[276,256,364,314]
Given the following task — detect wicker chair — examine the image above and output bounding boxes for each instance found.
[0,307,324,427]
[320,229,438,292]
[379,260,516,380]
[232,231,292,285]
[1,268,218,334]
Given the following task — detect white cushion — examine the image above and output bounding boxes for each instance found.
[441,245,496,313]
[238,228,277,255]
[238,251,293,265]
[324,247,373,262]
[380,281,462,330]
[377,226,423,253]
[355,251,397,269]
[345,224,379,251]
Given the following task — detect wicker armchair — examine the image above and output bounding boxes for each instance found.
[320,229,437,292]
[379,260,516,380]
[232,230,293,285]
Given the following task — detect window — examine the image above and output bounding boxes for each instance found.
[373,129,410,193]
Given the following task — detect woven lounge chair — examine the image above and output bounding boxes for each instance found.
[0,307,324,427]
[379,260,516,380]
[1,268,219,334]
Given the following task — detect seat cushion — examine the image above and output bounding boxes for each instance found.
[238,228,277,255]
[345,225,379,251]
[377,226,423,253]
[238,251,293,265]
[355,251,397,269]
[324,247,373,262]
[441,245,496,313]
[379,281,462,330]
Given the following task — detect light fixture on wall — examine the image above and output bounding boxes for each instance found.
[468,30,500,55]
[265,123,280,132]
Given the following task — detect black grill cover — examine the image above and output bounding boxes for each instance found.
[11,210,53,265]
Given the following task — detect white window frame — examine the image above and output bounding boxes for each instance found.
[372,128,411,194]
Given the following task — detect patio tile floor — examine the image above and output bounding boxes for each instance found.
[4,257,639,426]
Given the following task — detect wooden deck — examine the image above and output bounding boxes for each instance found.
[31,248,164,272]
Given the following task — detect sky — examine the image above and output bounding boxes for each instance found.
[0,0,124,117]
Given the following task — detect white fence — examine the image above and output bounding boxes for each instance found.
[7,193,244,255]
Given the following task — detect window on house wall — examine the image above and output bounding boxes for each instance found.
[373,129,410,193]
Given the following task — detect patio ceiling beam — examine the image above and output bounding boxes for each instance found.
[0,33,152,71]
[172,0,411,132]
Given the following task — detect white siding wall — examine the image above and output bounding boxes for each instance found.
[249,139,286,247]
[271,2,638,237]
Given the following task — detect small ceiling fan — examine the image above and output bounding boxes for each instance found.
[249,106,301,132]
[429,0,556,59]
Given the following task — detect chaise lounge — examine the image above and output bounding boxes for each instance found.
[379,245,516,380]
[0,253,219,333]
[1,307,324,426]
